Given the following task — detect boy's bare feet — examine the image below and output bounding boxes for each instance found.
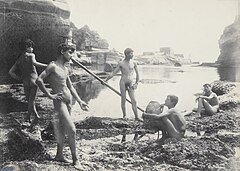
[25,116,31,123]
[29,117,40,132]
[135,118,143,122]
[73,160,84,170]
[54,156,71,163]
[156,137,166,145]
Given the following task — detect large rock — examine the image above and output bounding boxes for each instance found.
[142,101,163,131]
[7,128,49,161]
[211,81,240,110]
[217,17,240,82]
[0,0,71,83]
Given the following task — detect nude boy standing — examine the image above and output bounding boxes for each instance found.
[36,43,88,169]
[105,48,141,121]
[9,39,47,125]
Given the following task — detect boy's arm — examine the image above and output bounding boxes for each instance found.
[31,53,47,68]
[200,93,216,100]
[66,76,88,111]
[132,62,139,89]
[143,109,173,119]
[142,112,161,119]
[105,64,121,82]
[134,62,139,84]
[36,64,62,100]
[9,62,21,81]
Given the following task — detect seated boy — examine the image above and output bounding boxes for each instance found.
[142,95,186,141]
[193,83,219,116]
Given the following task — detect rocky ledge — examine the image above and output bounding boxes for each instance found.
[0,80,240,170]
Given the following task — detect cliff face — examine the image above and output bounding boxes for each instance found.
[0,0,71,83]
[217,17,240,82]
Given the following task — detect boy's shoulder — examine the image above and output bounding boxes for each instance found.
[47,61,57,69]
[168,107,179,114]
[25,52,35,58]
[211,92,218,97]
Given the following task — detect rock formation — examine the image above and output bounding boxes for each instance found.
[217,17,240,82]
[0,0,71,83]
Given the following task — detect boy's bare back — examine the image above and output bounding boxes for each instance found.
[168,109,186,132]
[16,53,38,79]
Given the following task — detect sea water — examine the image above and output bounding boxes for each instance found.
[71,65,219,121]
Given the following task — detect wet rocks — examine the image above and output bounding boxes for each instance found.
[6,128,49,161]
[186,112,238,132]
[77,129,122,140]
[211,80,236,96]
[41,117,145,141]
[75,117,142,130]
[212,81,240,110]
[1,79,240,170]
[138,137,235,170]
[1,161,39,171]
[74,117,146,140]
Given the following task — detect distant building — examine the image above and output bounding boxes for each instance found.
[174,54,184,58]
[160,47,174,57]
[80,47,122,65]
[143,52,154,56]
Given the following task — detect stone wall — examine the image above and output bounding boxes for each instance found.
[0,0,71,83]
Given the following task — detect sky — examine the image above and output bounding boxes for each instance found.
[68,0,238,62]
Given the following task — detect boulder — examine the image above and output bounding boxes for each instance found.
[145,101,163,114]
[0,0,71,83]
[142,101,163,131]
[217,17,240,81]
[7,128,49,161]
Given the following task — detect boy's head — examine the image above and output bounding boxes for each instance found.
[165,95,178,107]
[57,43,76,55]
[19,38,35,51]
[203,83,211,93]
[203,83,211,88]
[124,48,134,57]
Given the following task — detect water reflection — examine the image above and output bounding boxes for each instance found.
[74,78,106,103]
[163,67,171,78]
[218,66,240,82]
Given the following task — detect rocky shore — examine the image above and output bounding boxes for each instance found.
[0,79,240,171]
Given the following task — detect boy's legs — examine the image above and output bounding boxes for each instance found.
[196,98,204,116]
[128,88,140,120]
[29,85,40,121]
[154,119,169,140]
[161,117,183,139]
[23,82,31,122]
[54,101,78,164]
[119,81,127,118]
[202,99,218,116]
[53,114,66,161]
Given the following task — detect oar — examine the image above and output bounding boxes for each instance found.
[71,58,145,113]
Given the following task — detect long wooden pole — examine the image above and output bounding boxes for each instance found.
[71,58,145,112]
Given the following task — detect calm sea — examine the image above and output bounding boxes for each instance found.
[71,65,219,121]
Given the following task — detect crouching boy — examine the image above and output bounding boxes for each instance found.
[142,95,186,142]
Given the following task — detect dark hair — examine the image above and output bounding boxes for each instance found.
[168,95,178,107]
[203,83,211,87]
[19,38,35,51]
[57,43,76,55]
[124,48,133,56]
